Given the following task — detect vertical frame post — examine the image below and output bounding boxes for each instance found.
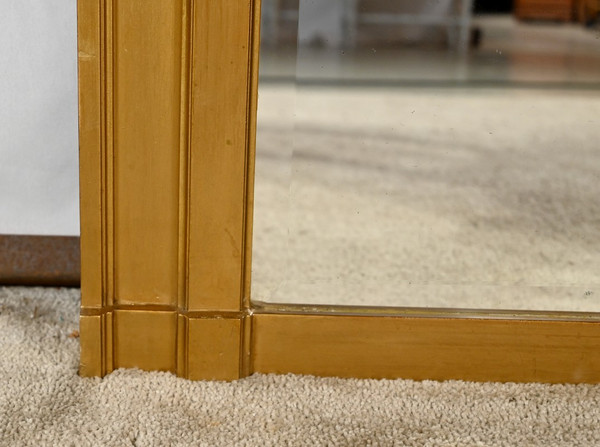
[78,0,261,380]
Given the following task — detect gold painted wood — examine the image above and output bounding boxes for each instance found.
[78,0,189,310]
[186,0,255,312]
[78,0,600,385]
[77,0,103,309]
[79,315,102,377]
[78,0,258,380]
[251,313,600,384]
[114,310,178,372]
[113,0,183,306]
[187,317,244,381]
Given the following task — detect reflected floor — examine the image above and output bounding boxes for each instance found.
[252,15,600,311]
[252,86,600,311]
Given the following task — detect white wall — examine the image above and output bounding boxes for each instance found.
[0,1,79,236]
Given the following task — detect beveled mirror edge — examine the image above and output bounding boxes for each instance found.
[251,300,600,322]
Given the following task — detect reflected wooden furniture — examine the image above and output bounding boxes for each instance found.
[78,0,600,383]
[576,0,600,23]
[515,0,574,21]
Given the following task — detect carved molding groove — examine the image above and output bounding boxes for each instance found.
[78,0,259,380]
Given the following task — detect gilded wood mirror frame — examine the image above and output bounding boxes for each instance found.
[78,0,600,383]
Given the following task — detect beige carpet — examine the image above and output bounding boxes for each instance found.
[2,286,600,446]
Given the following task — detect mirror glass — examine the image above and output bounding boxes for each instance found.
[252,0,600,311]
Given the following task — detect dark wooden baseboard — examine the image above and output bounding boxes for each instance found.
[0,235,80,287]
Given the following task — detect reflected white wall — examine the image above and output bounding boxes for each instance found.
[0,1,79,236]
[298,0,345,47]
[297,0,454,48]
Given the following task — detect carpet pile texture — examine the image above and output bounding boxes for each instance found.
[2,286,600,446]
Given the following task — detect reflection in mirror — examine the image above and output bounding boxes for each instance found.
[252,0,600,311]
